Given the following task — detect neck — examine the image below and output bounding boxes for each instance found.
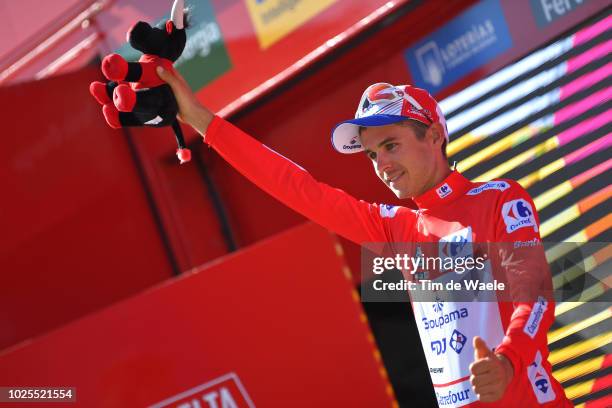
[418,165,452,198]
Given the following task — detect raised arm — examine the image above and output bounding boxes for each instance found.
[156,66,401,244]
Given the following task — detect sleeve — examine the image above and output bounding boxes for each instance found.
[204,116,402,245]
[492,180,555,375]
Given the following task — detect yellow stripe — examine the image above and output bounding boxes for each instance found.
[552,253,597,290]
[548,307,612,344]
[518,159,565,189]
[545,237,589,264]
[555,301,584,316]
[553,355,605,383]
[549,331,612,365]
[545,242,583,265]
[475,137,559,182]
[534,181,573,211]
[552,244,612,292]
[457,126,535,172]
[555,283,606,316]
[564,378,595,400]
[540,205,580,238]
[447,133,481,158]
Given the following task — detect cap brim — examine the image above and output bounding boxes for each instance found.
[331,115,408,154]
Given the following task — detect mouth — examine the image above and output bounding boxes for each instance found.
[385,171,405,185]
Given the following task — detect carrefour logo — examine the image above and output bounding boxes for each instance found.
[502,199,538,234]
[436,183,453,198]
[439,226,473,259]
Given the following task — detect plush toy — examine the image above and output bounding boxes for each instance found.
[89,0,191,164]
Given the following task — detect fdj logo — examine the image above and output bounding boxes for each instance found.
[431,338,447,355]
[449,329,466,354]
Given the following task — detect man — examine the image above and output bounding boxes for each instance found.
[156,66,572,407]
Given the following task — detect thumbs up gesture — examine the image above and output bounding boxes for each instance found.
[469,336,514,402]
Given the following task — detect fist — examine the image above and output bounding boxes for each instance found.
[469,336,514,402]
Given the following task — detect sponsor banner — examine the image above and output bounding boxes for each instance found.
[404,0,513,94]
[529,0,589,27]
[150,373,254,408]
[245,0,338,49]
[116,0,232,91]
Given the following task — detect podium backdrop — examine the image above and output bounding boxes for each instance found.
[0,223,395,407]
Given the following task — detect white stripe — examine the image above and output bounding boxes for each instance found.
[404,94,423,110]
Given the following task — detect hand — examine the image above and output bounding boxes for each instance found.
[156,66,214,135]
[469,336,513,402]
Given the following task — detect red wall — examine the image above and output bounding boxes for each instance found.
[0,67,178,350]
[0,223,396,407]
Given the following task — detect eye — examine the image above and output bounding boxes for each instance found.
[367,151,377,160]
[385,142,398,152]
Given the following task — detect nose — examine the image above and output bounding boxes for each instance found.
[375,152,392,174]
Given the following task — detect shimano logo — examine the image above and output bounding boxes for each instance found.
[422,308,468,330]
[342,144,362,150]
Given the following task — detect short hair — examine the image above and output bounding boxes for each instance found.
[359,120,447,160]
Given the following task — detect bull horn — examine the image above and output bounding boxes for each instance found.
[171,0,184,29]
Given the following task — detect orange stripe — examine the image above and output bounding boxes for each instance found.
[585,214,612,240]
[578,185,612,213]
[592,244,612,265]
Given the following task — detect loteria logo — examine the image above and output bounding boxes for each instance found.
[149,373,255,408]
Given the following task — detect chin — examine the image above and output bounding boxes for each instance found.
[394,190,410,200]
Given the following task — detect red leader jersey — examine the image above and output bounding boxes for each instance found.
[204,116,573,408]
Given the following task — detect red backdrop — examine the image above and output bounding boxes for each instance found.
[0,223,396,407]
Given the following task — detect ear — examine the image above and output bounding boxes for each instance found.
[427,122,446,147]
[128,21,152,51]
